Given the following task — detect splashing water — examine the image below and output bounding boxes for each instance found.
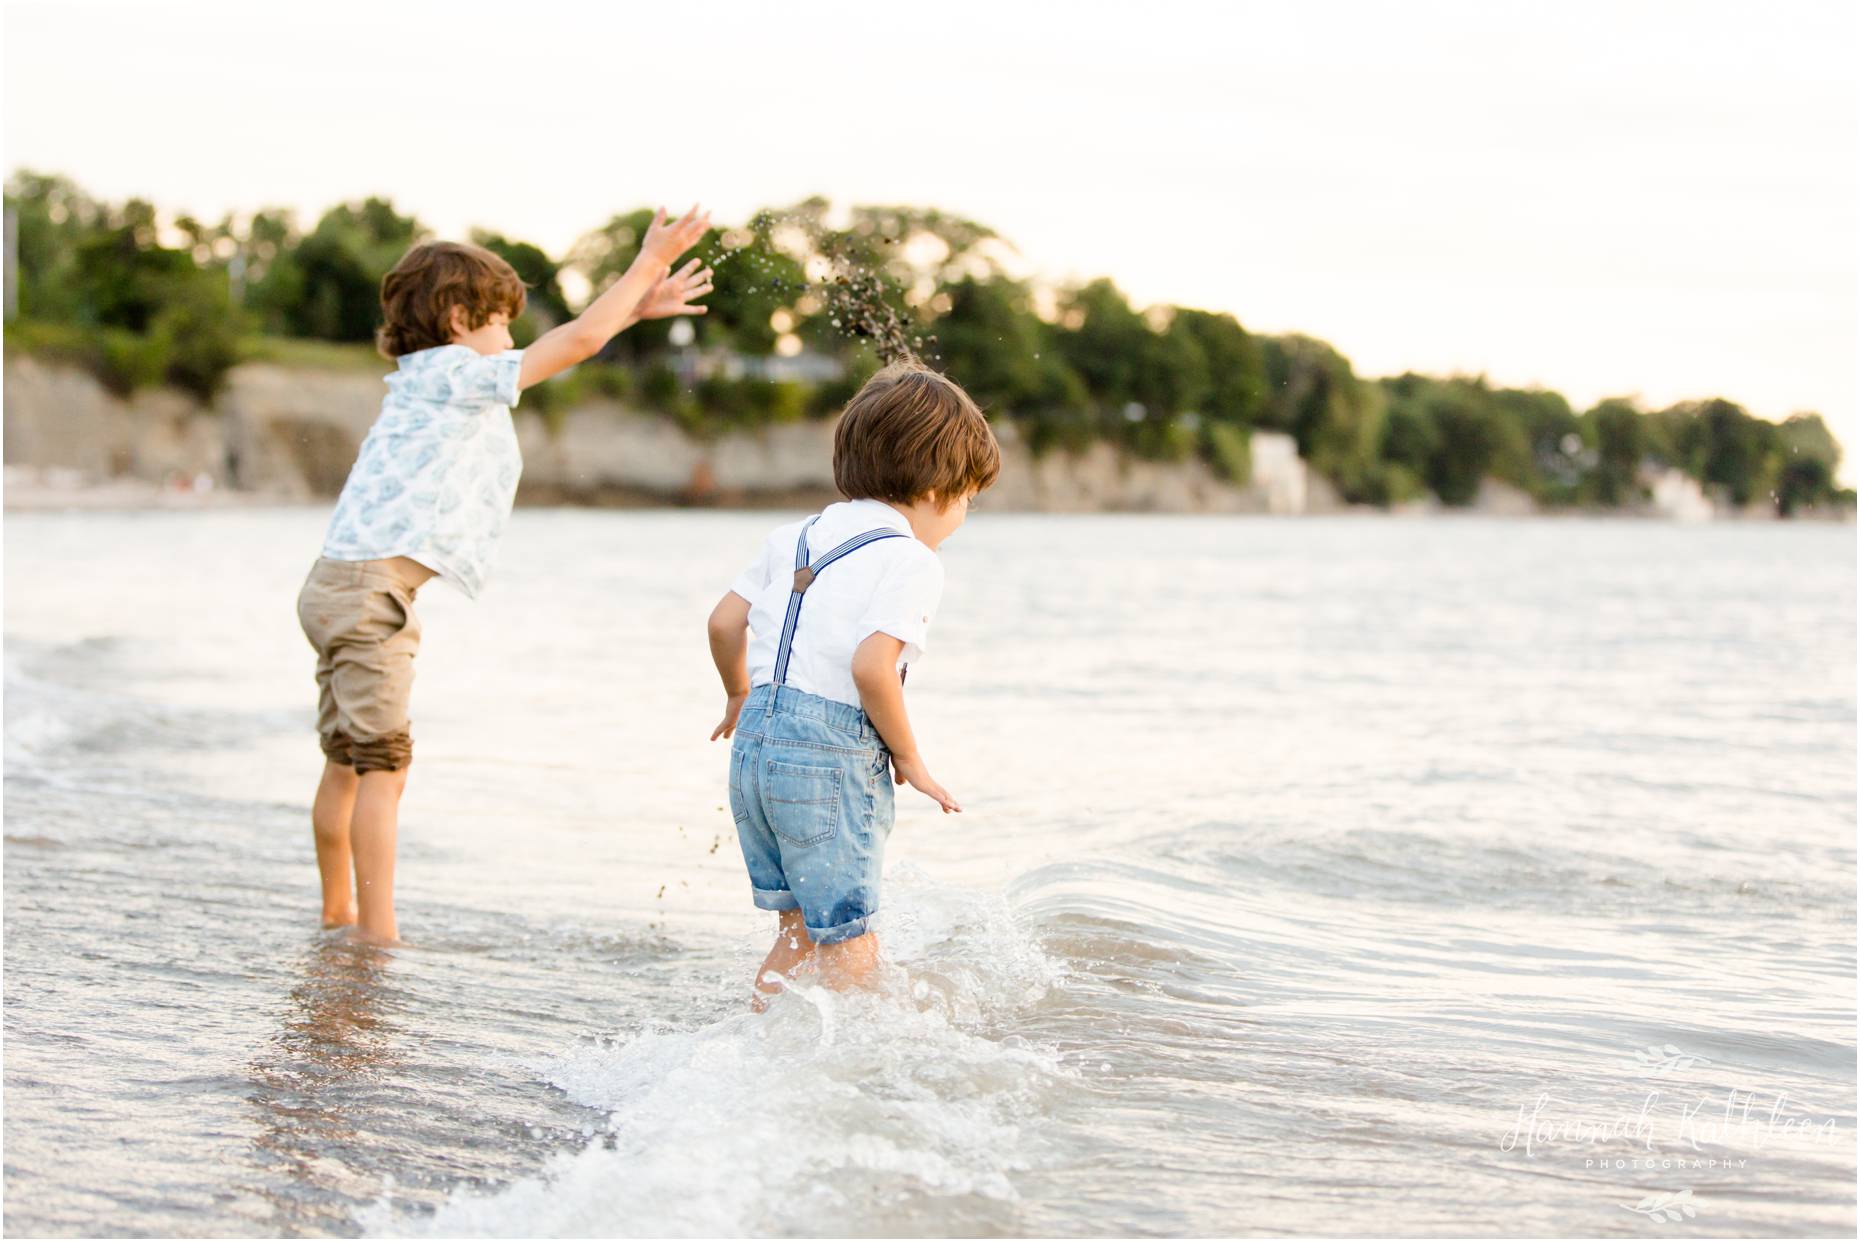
[699,205,939,368]
[365,868,1072,1237]
[816,255,928,367]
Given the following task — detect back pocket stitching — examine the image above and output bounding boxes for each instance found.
[765,758,841,847]
[766,759,840,804]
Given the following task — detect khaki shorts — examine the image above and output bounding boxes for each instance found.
[296,557,428,774]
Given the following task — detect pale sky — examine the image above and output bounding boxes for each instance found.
[6,0,1856,474]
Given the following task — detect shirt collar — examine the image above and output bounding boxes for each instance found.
[396,344,475,370]
[845,497,915,536]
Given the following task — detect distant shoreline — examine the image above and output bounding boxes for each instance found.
[7,469,1852,524]
[4,355,1852,523]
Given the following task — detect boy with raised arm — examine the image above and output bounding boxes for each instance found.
[706,360,1001,1005]
[298,206,713,944]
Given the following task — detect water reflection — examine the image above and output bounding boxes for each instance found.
[246,936,399,1235]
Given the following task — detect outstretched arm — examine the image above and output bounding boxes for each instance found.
[519,205,712,391]
[852,633,960,813]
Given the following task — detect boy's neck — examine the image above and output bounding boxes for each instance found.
[876,498,940,549]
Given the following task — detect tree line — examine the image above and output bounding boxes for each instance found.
[4,171,1849,514]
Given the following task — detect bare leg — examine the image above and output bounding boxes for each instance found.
[814,931,880,992]
[350,768,408,945]
[312,760,361,927]
[751,909,815,1011]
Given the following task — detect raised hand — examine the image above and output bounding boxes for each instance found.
[638,258,715,320]
[639,203,712,267]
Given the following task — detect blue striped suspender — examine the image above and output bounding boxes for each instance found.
[771,515,908,688]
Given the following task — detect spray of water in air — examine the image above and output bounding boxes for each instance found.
[691,205,940,369]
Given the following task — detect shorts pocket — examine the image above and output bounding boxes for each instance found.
[728,745,751,827]
[324,586,405,647]
[368,589,414,642]
[386,590,421,649]
[765,757,842,847]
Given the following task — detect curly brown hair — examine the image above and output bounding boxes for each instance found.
[376,241,526,358]
[832,361,1002,508]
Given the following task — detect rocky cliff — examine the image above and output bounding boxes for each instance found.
[2,356,1314,513]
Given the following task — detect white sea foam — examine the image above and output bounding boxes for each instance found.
[372,870,1073,1237]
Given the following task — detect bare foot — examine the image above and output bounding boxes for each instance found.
[750,968,792,1013]
[344,924,404,948]
[751,912,815,1010]
[321,909,357,929]
[814,932,880,990]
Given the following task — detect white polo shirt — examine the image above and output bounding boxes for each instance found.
[730,498,945,709]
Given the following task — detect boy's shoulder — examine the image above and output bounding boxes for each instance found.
[385,346,523,408]
[395,344,479,368]
[803,503,936,563]
[752,506,938,576]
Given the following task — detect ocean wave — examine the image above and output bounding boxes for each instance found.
[4,638,292,773]
[1134,823,1857,918]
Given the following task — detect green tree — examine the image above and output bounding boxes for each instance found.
[1422,384,1497,506]
[1691,398,1773,507]
[1378,374,1440,487]
[222,208,304,335]
[1490,384,1579,500]
[70,199,196,333]
[1777,412,1842,472]
[4,178,245,396]
[931,276,1083,417]
[148,270,242,399]
[1583,398,1646,505]
[5,170,107,322]
[1051,280,1207,459]
[572,207,809,357]
[1260,334,1383,499]
[471,229,571,330]
[1776,457,1833,516]
[286,197,424,342]
[13,170,1850,506]
[1053,279,1147,407]
[1170,308,1266,426]
[1772,413,1845,515]
[832,204,1007,289]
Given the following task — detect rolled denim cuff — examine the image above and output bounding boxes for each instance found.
[751,886,800,912]
[807,913,874,946]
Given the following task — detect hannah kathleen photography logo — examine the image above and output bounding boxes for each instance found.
[1621,1188,1697,1224]
[1498,1046,1841,1172]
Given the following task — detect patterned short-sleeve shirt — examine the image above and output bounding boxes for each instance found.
[321,345,525,599]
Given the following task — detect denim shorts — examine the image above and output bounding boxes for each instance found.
[728,683,895,945]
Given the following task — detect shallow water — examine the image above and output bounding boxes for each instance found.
[4,509,1854,1237]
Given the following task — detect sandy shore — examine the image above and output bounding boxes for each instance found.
[2,467,287,511]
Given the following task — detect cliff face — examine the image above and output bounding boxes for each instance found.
[2,356,1312,513]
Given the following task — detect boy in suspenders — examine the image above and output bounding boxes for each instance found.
[706,361,1002,1007]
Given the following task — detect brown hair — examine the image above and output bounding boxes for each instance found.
[832,360,1001,508]
[376,241,526,358]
